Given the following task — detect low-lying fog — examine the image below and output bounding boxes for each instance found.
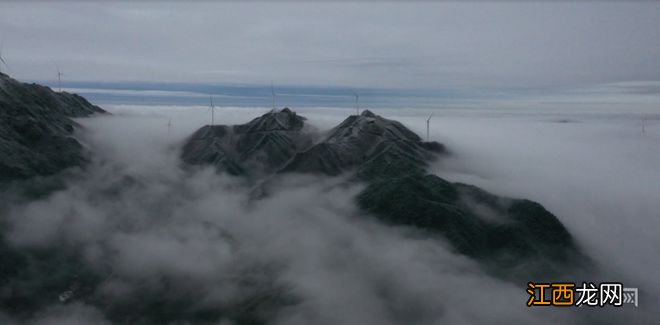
[2,104,658,324]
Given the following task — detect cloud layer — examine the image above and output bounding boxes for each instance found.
[1,104,657,323]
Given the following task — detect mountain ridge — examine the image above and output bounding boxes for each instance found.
[0,72,106,182]
[181,108,586,276]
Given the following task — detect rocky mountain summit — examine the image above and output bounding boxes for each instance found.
[182,108,312,178]
[0,72,105,182]
[280,110,445,180]
[182,108,585,275]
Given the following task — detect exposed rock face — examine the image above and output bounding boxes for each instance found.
[181,108,312,178]
[182,108,584,275]
[0,72,105,182]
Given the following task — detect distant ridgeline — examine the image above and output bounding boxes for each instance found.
[0,72,105,183]
[45,79,448,108]
[182,108,587,277]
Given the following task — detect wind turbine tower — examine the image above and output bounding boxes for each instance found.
[353,91,360,115]
[270,82,277,110]
[426,113,434,141]
[57,67,64,92]
[209,96,215,125]
[642,115,646,135]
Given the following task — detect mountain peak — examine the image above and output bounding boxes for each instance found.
[360,109,376,117]
[0,72,105,181]
[279,110,442,178]
[234,107,306,134]
[182,109,312,177]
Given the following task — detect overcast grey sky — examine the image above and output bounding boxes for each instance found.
[1,1,659,91]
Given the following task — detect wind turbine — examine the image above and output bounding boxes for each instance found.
[270,81,277,110]
[209,96,215,125]
[56,67,64,92]
[167,117,172,137]
[426,113,434,141]
[0,42,8,74]
[352,90,360,115]
[642,115,646,135]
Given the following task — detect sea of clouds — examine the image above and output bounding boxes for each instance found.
[1,103,658,324]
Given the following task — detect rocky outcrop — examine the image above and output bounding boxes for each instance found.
[0,72,105,182]
[182,108,584,275]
